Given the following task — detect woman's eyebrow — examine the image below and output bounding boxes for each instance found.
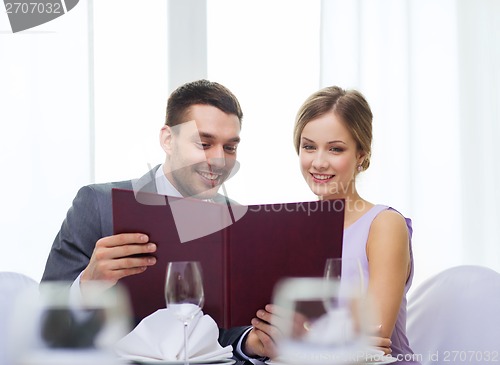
[301,136,346,145]
[301,137,315,143]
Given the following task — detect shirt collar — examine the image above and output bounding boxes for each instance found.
[155,164,182,197]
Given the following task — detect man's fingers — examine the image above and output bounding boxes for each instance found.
[97,233,149,248]
[251,317,281,340]
[256,308,273,323]
[114,242,157,259]
[95,239,156,261]
[110,255,157,271]
[89,265,149,283]
[264,303,291,318]
[92,253,157,278]
[253,328,278,358]
[82,234,157,283]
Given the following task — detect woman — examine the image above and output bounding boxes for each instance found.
[245,86,419,363]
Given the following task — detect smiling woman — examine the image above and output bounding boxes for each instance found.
[290,85,418,362]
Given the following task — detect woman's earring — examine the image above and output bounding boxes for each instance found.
[357,164,363,172]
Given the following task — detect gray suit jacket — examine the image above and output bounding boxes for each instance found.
[41,166,250,355]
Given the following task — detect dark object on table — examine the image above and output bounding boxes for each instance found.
[40,308,105,348]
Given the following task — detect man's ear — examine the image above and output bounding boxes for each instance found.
[160,125,173,156]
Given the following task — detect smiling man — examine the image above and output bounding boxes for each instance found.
[41,80,271,363]
[42,80,243,286]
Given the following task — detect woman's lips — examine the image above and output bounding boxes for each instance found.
[311,173,334,183]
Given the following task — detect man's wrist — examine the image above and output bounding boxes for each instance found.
[237,327,269,363]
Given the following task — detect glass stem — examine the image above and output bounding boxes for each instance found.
[183,321,189,365]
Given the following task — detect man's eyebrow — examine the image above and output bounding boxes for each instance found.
[195,132,215,140]
[196,132,240,143]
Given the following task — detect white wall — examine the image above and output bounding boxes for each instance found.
[0,3,91,281]
[207,0,320,205]
[92,0,168,183]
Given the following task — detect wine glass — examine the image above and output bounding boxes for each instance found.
[165,261,205,365]
[324,257,366,296]
[324,258,379,361]
[323,258,365,344]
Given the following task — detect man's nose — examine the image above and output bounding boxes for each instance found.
[206,146,226,168]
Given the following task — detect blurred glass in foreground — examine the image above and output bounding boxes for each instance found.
[8,281,132,365]
[271,272,379,365]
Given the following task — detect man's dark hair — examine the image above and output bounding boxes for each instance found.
[165,79,243,127]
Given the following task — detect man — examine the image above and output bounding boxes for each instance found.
[42,79,274,362]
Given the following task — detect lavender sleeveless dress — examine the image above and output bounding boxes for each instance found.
[343,204,419,364]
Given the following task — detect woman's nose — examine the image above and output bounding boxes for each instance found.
[311,151,328,170]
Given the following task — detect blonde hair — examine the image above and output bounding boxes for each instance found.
[293,86,372,171]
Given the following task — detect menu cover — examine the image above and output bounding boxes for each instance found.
[112,188,344,328]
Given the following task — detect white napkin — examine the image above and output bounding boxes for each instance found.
[114,308,233,362]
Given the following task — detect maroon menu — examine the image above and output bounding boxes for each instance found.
[112,188,344,328]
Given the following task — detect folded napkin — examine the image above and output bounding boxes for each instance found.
[114,307,233,362]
